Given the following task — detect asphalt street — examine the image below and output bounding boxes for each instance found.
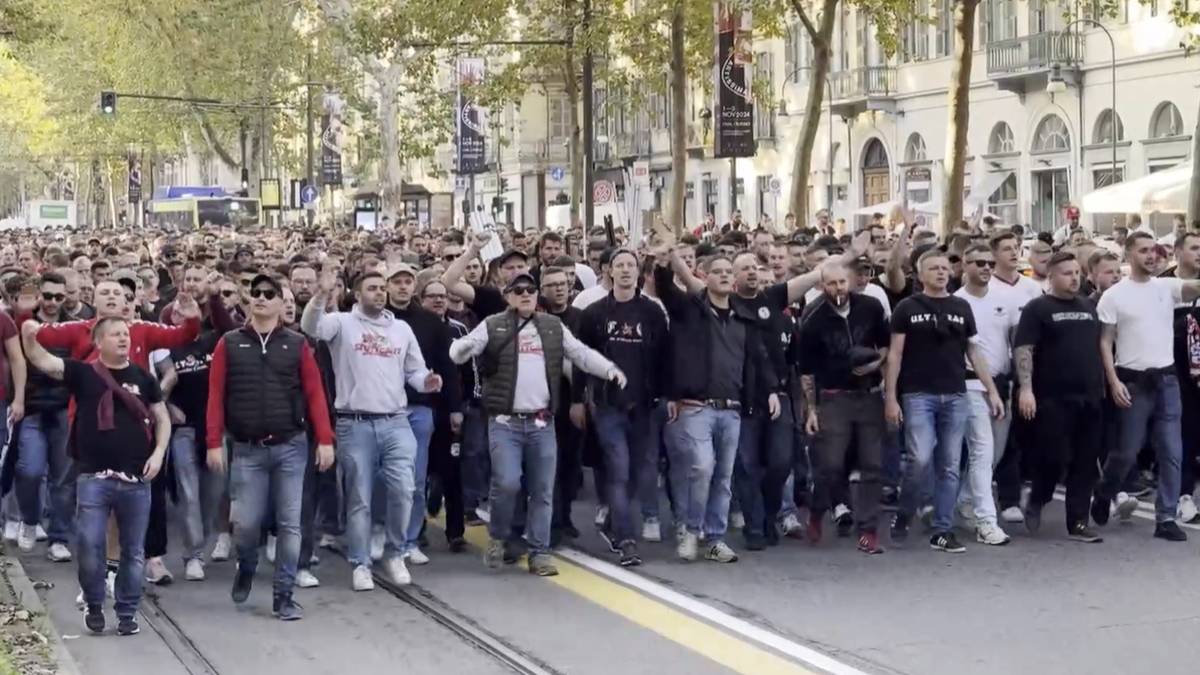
[15,487,1200,675]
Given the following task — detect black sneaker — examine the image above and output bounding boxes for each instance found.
[880,488,899,511]
[231,565,254,604]
[763,525,780,547]
[1068,523,1103,543]
[930,532,966,553]
[618,541,642,567]
[562,521,581,539]
[744,532,767,551]
[835,511,854,538]
[447,537,467,553]
[1024,503,1043,535]
[890,512,910,543]
[1090,496,1110,527]
[502,540,524,565]
[597,526,620,554]
[1154,521,1188,542]
[116,616,139,636]
[84,604,105,633]
[272,594,304,621]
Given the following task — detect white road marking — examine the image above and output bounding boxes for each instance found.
[555,548,873,675]
[1051,489,1200,531]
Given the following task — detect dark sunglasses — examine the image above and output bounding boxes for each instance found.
[42,292,65,302]
[967,259,996,268]
[250,288,278,300]
[220,290,237,297]
[507,286,537,296]
[123,293,135,302]
[443,253,460,262]
[239,278,253,286]
[948,255,962,264]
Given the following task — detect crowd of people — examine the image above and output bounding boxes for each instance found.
[0,207,1196,635]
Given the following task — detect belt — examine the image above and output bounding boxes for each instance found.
[336,411,404,421]
[820,387,882,395]
[232,433,295,447]
[682,398,742,411]
[497,410,552,421]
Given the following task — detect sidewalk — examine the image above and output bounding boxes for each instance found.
[0,550,81,675]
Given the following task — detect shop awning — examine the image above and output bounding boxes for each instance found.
[1080,163,1191,214]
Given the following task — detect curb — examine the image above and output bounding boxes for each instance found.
[3,554,83,675]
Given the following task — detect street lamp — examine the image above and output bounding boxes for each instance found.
[1055,19,1118,189]
[777,66,837,216]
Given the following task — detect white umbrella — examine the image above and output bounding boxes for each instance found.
[1080,163,1191,214]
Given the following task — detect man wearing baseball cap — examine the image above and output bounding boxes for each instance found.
[450,271,626,577]
[440,232,529,319]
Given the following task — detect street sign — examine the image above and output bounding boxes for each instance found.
[632,161,650,188]
[593,180,615,205]
[549,166,566,182]
[769,177,782,194]
[301,184,319,209]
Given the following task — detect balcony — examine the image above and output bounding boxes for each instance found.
[612,130,651,159]
[827,66,897,118]
[986,32,1083,94]
[516,140,569,168]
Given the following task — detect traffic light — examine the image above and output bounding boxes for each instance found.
[99,91,116,116]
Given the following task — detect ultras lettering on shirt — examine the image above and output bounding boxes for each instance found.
[353,332,405,358]
[1050,312,1094,322]
[907,313,966,325]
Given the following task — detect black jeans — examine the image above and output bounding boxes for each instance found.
[1179,374,1200,497]
[1029,397,1102,531]
[732,396,795,538]
[810,391,884,533]
[144,470,168,559]
[429,408,464,540]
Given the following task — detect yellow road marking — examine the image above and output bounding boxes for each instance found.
[445,520,817,675]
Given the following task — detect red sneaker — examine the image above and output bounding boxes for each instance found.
[857,531,885,555]
[806,512,823,544]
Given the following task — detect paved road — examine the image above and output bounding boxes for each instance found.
[16,487,1200,675]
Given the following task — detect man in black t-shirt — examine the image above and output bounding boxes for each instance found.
[1014,252,1105,543]
[22,316,171,638]
[886,250,1004,554]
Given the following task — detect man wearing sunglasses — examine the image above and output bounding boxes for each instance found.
[952,245,1017,546]
[207,273,335,621]
[450,272,626,577]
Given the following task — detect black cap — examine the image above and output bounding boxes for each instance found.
[114,276,137,296]
[503,272,537,294]
[250,273,282,293]
[495,249,528,267]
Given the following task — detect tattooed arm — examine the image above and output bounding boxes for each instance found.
[1015,344,1036,419]
[801,374,819,434]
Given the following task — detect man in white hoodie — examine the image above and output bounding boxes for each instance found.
[301,268,442,591]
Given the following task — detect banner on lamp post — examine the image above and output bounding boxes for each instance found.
[127,154,142,204]
[713,2,754,158]
[320,113,343,186]
[456,58,487,176]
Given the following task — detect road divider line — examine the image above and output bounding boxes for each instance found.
[453,523,823,675]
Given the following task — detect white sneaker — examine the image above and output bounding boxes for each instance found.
[1179,494,1199,523]
[848,470,862,483]
[106,570,115,598]
[265,534,277,564]
[955,502,977,528]
[833,503,853,522]
[211,533,232,561]
[352,564,375,592]
[779,513,803,538]
[46,543,72,562]
[34,525,47,542]
[369,528,385,562]
[475,503,491,523]
[594,505,610,527]
[295,569,320,588]
[642,518,662,542]
[74,588,84,608]
[1115,491,1139,521]
[383,557,411,586]
[976,522,1011,546]
[184,558,205,581]
[676,531,698,561]
[3,521,18,542]
[405,547,430,566]
[317,534,338,550]
[17,524,36,552]
[1000,506,1025,524]
[704,540,739,563]
[674,522,687,543]
[729,510,745,530]
[145,557,173,585]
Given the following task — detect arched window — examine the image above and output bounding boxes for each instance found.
[988,122,1016,154]
[1092,109,1124,144]
[863,138,889,168]
[904,133,927,162]
[1149,102,1184,139]
[1031,114,1071,152]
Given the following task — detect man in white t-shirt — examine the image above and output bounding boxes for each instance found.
[953,245,1016,545]
[1092,232,1200,542]
[986,231,1042,523]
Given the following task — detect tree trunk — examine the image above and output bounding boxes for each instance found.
[668,0,687,236]
[565,61,583,226]
[377,71,404,222]
[941,0,979,237]
[1190,113,1200,226]
[788,0,838,227]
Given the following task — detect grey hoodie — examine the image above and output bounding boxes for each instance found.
[303,303,433,413]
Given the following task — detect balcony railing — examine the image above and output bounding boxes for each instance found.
[986,32,1083,76]
[828,66,897,100]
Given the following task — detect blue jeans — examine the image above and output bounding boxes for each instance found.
[899,393,969,533]
[337,414,417,567]
[674,406,741,541]
[76,476,150,618]
[641,402,669,520]
[460,404,490,512]
[405,406,435,550]
[1098,372,1183,523]
[14,409,73,543]
[594,405,653,543]
[487,415,556,554]
[230,434,307,595]
[170,426,216,562]
[732,397,795,538]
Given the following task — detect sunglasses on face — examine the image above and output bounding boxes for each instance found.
[220,290,237,297]
[443,253,460,262]
[508,286,537,296]
[239,278,253,286]
[250,288,278,300]
[42,292,65,302]
[967,259,996,268]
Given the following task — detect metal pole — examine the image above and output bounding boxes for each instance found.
[827,78,835,211]
[305,52,315,227]
[582,0,595,235]
[1060,19,1118,188]
[729,158,738,217]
